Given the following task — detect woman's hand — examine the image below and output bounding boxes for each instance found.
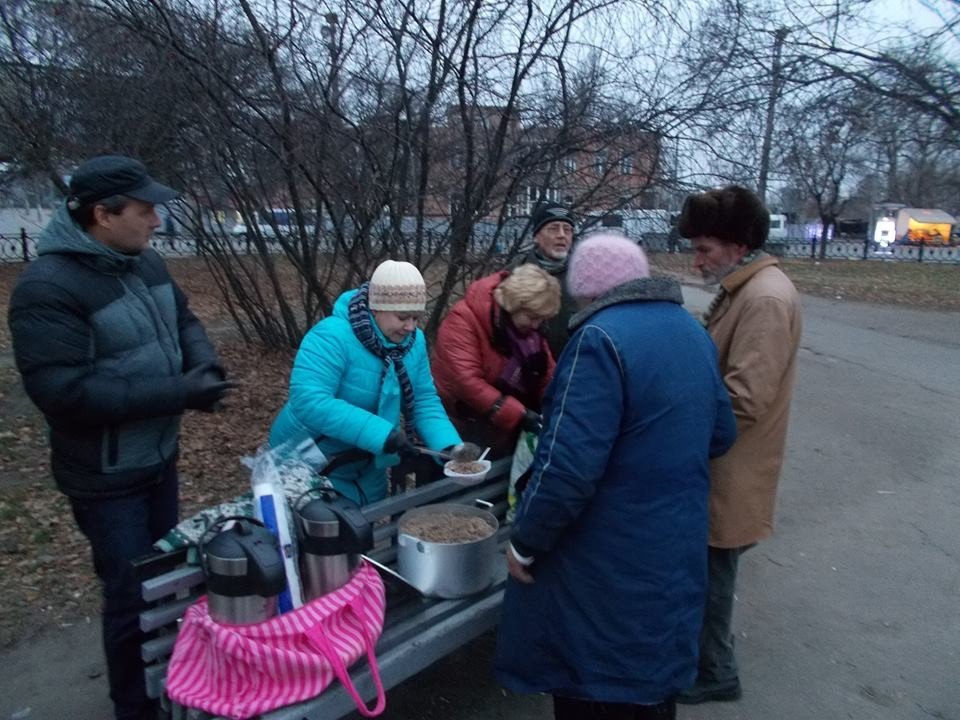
[383,429,418,458]
[521,409,542,433]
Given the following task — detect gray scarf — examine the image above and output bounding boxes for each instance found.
[703,250,766,326]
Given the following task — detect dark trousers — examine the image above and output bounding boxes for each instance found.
[69,463,179,720]
[697,545,752,685]
[554,696,676,720]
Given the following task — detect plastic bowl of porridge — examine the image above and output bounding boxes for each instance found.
[443,458,492,486]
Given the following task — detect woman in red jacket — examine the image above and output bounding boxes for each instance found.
[433,264,561,459]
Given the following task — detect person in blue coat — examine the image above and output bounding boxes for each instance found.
[270,260,462,505]
[494,233,737,720]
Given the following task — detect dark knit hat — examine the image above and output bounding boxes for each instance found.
[677,185,770,250]
[531,201,574,237]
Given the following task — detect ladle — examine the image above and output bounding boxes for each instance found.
[361,554,421,594]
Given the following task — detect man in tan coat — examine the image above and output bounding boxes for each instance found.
[675,185,802,704]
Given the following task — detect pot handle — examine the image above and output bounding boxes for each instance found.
[398,533,430,554]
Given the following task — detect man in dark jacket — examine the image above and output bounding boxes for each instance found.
[8,155,234,720]
[510,201,576,358]
[495,233,737,720]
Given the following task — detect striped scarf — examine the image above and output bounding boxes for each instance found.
[703,250,765,326]
[348,283,417,441]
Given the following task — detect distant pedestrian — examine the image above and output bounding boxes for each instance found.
[667,224,680,254]
[8,155,234,720]
[432,264,560,460]
[675,184,803,705]
[495,233,737,720]
[510,201,576,358]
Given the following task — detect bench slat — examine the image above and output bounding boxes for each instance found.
[145,662,168,700]
[142,633,178,663]
[361,457,510,523]
[140,596,197,633]
[142,565,205,602]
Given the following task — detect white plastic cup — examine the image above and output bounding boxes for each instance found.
[443,459,492,486]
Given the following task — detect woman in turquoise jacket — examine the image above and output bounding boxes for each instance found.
[270,260,461,504]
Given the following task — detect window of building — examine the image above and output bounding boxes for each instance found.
[620,154,633,174]
[508,186,561,217]
[595,151,607,175]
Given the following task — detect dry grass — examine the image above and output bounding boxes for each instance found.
[649,252,959,311]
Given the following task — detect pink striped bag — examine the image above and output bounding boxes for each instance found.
[166,561,386,719]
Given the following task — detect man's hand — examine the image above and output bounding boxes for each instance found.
[506,544,535,584]
[184,363,237,411]
[383,429,418,459]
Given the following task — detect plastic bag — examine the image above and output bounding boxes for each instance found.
[507,431,538,523]
[250,445,305,611]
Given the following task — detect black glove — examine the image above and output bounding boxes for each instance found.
[521,409,543,433]
[183,363,236,412]
[383,429,418,459]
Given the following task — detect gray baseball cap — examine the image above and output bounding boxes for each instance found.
[67,155,180,208]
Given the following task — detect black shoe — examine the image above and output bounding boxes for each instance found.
[675,679,742,704]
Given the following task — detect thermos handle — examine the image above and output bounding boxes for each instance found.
[196,514,272,582]
[197,515,266,574]
[294,486,374,554]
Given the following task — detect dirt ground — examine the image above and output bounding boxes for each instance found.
[0,252,956,648]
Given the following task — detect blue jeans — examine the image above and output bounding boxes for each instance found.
[697,545,753,685]
[69,462,179,720]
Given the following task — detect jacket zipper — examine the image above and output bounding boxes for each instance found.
[107,427,119,467]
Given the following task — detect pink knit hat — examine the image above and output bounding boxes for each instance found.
[566,232,650,301]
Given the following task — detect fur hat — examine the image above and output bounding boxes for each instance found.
[677,185,770,250]
[368,260,427,312]
[566,233,650,301]
[531,201,574,237]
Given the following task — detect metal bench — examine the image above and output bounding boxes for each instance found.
[135,456,513,719]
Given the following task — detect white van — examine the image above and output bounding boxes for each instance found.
[768,213,787,242]
[231,208,316,238]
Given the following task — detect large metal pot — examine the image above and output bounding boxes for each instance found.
[397,502,499,599]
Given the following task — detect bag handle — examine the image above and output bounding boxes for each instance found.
[303,599,386,717]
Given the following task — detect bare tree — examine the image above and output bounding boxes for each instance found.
[83,0,678,346]
[796,0,960,134]
[778,88,870,258]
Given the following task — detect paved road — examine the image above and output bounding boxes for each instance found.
[4,286,959,720]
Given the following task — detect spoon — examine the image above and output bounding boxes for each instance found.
[413,446,454,461]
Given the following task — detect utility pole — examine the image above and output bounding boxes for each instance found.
[757,27,789,203]
[321,13,341,115]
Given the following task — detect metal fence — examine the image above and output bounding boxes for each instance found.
[773,239,960,264]
[4,228,959,264]
[0,226,530,264]
[0,230,218,263]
